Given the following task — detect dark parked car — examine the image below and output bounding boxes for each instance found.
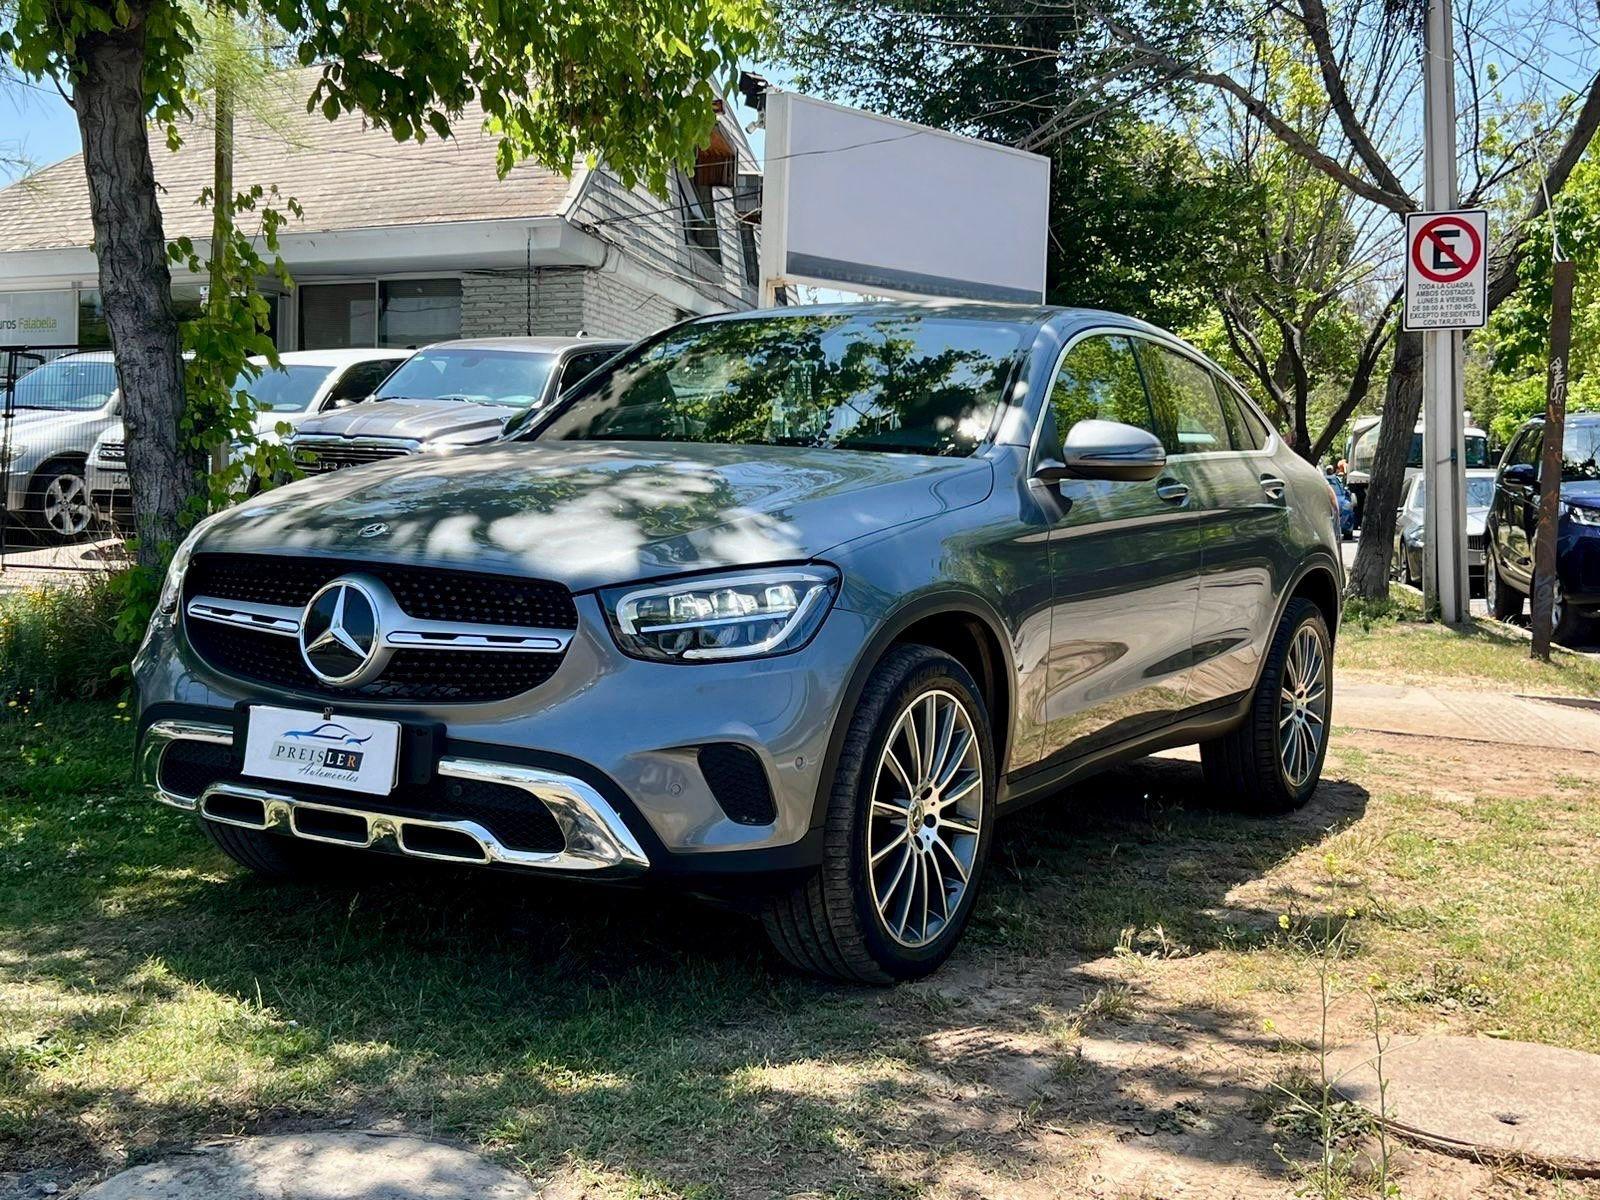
[1485,413,1600,640]
[134,304,1343,982]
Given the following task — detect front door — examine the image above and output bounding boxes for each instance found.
[1034,333,1202,762]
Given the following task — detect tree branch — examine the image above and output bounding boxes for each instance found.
[1310,285,1402,462]
[1106,18,1416,214]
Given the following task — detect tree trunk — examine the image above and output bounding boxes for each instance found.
[74,24,197,568]
[1347,330,1423,598]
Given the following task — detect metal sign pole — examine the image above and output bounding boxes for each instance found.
[1422,0,1468,623]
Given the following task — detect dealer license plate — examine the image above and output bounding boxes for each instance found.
[243,705,400,796]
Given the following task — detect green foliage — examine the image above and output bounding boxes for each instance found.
[0,578,131,704]
[1483,145,1600,442]
[2,0,768,197]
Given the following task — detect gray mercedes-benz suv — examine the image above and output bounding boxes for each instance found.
[134,303,1342,982]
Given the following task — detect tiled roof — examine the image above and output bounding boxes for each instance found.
[0,67,576,253]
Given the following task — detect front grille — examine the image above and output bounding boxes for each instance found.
[1468,533,1486,551]
[98,440,126,463]
[186,554,578,629]
[163,746,565,854]
[183,554,577,703]
[186,622,562,703]
[293,438,413,473]
[698,743,776,825]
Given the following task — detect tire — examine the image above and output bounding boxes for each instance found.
[1486,555,1522,621]
[1551,580,1583,646]
[761,645,996,984]
[29,459,94,543]
[1400,543,1417,587]
[200,817,358,881]
[1201,598,1331,815]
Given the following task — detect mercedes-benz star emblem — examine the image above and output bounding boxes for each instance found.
[358,522,389,539]
[299,577,388,686]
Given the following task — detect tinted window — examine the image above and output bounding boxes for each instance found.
[536,312,1028,457]
[1509,428,1541,468]
[1048,335,1154,438]
[1465,435,1490,468]
[1138,343,1231,454]
[559,350,615,393]
[328,359,402,404]
[1562,421,1600,482]
[10,358,118,411]
[374,348,557,408]
[1213,374,1268,450]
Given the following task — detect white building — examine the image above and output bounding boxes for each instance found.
[0,66,760,352]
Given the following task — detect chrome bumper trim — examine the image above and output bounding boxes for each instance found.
[140,722,649,873]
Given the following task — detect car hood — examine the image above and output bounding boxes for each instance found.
[202,441,994,591]
[290,399,513,443]
[1562,481,1600,509]
[6,407,107,436]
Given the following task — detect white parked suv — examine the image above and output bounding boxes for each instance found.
[88,349,411,526]
[2,351,121,541]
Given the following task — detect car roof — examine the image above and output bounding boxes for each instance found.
[696,300,1060,326]
[422,336,631,354]
[254,348,412,368]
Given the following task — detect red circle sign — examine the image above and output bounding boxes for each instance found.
[1411,216,1482,284]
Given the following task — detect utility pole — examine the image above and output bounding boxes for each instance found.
[1421,0,1469,624]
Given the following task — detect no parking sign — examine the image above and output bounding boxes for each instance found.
[1403,209,1488,330]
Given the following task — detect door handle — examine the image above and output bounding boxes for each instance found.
[1259,474,1287,501]
[1155,478,1189,505]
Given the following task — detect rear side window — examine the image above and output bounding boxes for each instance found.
[1213,374,1271,450]
[1508,428,1541,468]
[1047,335,1156,439]
[1138,343,1231,455]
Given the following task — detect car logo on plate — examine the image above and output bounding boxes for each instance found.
[299,577,391,686]
[358,522,389,539]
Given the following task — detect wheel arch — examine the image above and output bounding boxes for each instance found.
[27,451,90,494]
[810,591,1017,832]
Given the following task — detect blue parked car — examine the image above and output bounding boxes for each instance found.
[1326,472,1356,539]
[1485,412,1600,642]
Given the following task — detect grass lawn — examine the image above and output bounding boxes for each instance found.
[3,616,1599,1197]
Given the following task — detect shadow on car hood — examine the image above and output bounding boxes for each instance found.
[204,441,994,590]
[291,399,512,442]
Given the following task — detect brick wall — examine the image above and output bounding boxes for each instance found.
[459,268,682,341]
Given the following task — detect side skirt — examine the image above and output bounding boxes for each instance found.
[998,693,1251,815]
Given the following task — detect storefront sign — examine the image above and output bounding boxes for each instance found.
[0,290,79,347]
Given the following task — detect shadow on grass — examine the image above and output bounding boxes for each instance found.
[1,714,1370,1196]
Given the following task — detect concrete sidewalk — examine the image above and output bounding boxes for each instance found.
[1335,682,1600,753]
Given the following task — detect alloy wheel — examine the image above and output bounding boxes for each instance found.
[1277,624,1327,789]
[866,688,983,949]
[42,472,92,537]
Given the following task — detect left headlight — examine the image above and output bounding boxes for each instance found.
[603,565,839,662]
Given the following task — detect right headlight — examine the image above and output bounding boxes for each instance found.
[1563,502,1600,526]
[602,565,839,662]
[156,512,224,614]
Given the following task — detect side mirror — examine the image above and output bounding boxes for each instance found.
[1502,462,1536,487]
[1037,419,1167,484]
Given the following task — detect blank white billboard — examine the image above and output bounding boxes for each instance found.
[760,92,1050,304]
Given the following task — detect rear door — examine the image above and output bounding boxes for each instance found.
[1035,332,1202,761]
[1136,341,1290,708]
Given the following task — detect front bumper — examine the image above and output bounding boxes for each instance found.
[135,593,869,879]
[142,717,649,873]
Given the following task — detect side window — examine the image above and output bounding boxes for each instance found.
[327,359,399,404]
[1137,343,1232,455]
[1047,335,1155,443]
[1214,373,1272,450]
[559,350,613,393]
[1509,428,1542,468]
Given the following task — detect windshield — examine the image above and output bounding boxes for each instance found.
[533,311,1028,456]
[373,348,556,408]
[1406,431,1490,469]
[10,358,118,410]
[1408,477,1495,510]
[1564,423,1600,482]
[236,364,332,413]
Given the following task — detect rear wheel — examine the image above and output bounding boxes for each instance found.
[1202,598,1331,814]
[1486,555,1522,622]
[762,645,995,983]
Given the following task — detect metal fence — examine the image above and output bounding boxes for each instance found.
[0,344,130,579]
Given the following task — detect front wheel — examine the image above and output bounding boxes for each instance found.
[1202,598,1331,814]
[31,461,95,543]
[1486,555,1522,622]
[762,645,995,983]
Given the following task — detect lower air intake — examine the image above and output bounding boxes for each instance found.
[697,743,776,826]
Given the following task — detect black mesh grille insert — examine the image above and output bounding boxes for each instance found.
[182,553,576,703]
[184,622,561,703]
[158,739,236,800]
[697,743,776,826]
[164,739,566,855]
[185,553,578,629]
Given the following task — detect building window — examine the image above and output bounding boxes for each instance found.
[298,279,461,349]
[300,283,377,349]
[378,279,461,349]
[739,221,759,287]
[78,286,209,349]
[678,173,722,263]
